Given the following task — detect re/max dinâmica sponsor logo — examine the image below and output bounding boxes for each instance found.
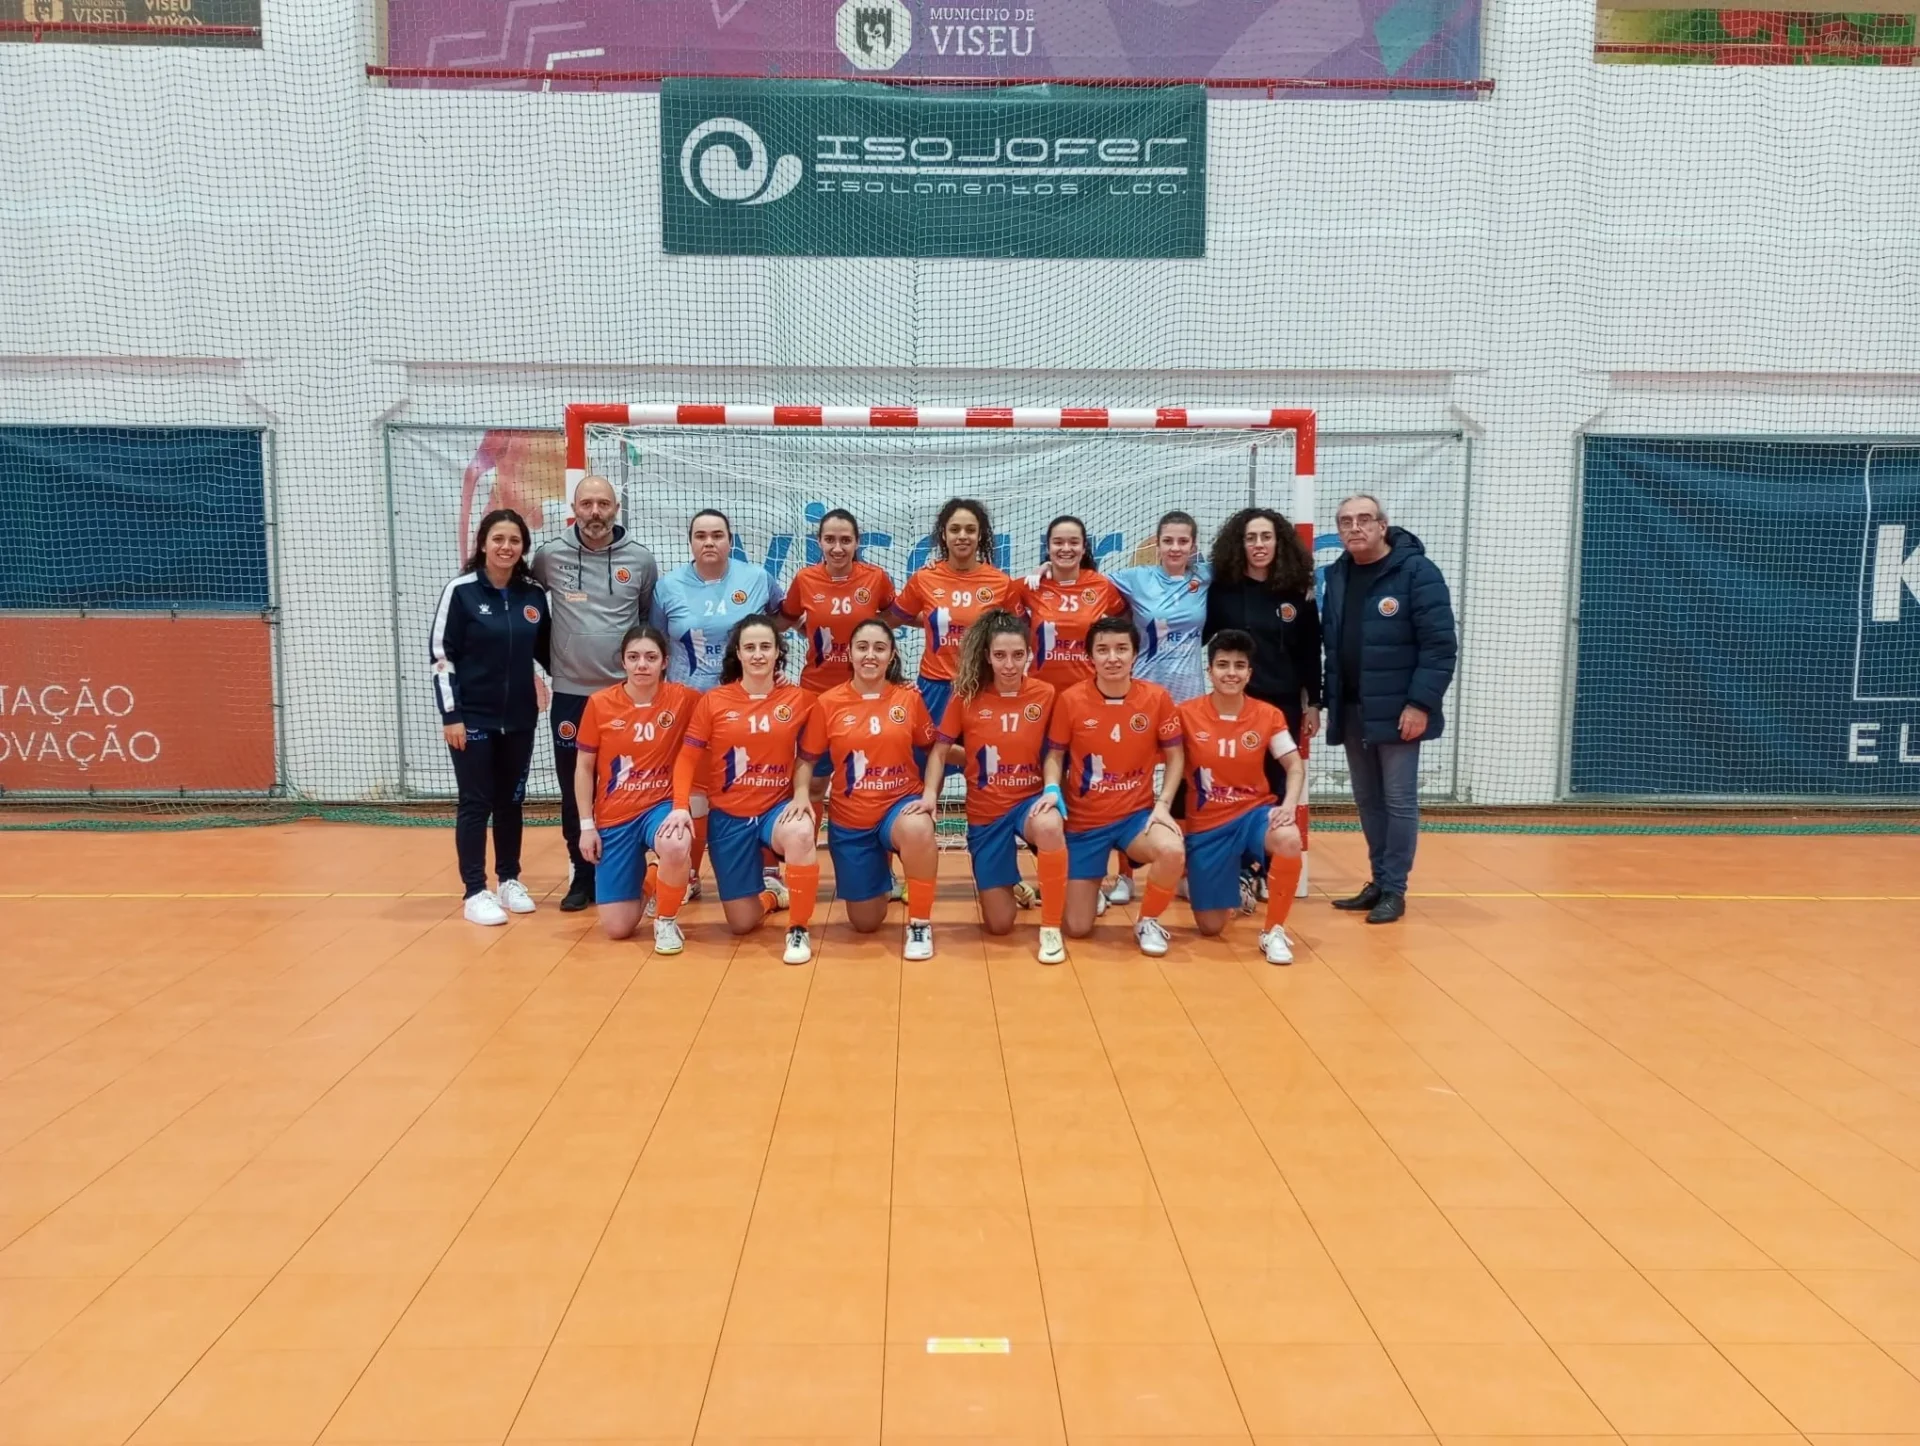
[811,132,1195,199]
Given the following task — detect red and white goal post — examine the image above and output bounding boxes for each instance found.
[565,402,1318,897]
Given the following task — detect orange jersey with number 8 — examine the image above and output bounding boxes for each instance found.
[1046,679,1183,830]
[937,677,1055,826]
[682,682,815,817]
[801,682,938,832]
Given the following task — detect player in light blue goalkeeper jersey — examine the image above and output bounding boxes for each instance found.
[653,509,785,691]
[1110,509,1211,704]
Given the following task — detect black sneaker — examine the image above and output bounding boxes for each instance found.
[1333,881,1381,912]
[560,875,595,912]
[1365,891,1406,924]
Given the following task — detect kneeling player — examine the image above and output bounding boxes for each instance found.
[795,619,941,960]
[927,610,1069,964]
[1043,616,1186,956]
[573,624,698,949]
[1179,630,1306,965]
[670,615,822,961]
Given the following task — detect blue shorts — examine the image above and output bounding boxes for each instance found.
[915,676,952,728]
[828,794,916,904]
[1184,808,1276,913]
[967,796,1041,894]
[707,803,787,902]
[1064,807,1154,882]
[595,800,673,905]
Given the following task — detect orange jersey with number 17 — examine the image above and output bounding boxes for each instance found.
[801,682,938,832]
[1045,679,1183,830]
[937,677,1055,826]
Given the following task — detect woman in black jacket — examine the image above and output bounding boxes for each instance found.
[1205,507,1322,866]
[430,508,552,925]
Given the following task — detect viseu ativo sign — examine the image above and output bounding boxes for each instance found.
[661,79,1206,259]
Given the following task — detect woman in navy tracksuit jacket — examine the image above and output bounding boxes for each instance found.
[430,508,552,922]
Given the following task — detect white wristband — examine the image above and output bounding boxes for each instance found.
[579,822,597,834]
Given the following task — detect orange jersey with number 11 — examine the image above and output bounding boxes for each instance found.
[1178,693,1296,834]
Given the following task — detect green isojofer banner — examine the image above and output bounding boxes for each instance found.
[661,79,1206,259]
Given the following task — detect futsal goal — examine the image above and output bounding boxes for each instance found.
[566,402,1318,892]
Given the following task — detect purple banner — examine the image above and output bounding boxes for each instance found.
[382,0,1482,90]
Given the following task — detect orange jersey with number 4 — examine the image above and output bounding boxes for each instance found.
[896,561,1023,681]
[938,677,1055,826]
[1022,572,1127,689]
[1046,679,1183,830]
[575,681,698,829]
[781,561,896,692]
[801,682,938,832]
[683,682,815,818]
[1177,694,1295,834]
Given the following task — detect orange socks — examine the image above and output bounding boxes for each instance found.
[1036,849,1068,928]
[787,861,820,928]
[1266,853,1302,929]
[1140,880,1176,921]
[906,876,935,923]
[654,878,687,921]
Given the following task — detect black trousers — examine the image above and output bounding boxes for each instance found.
[449,726,536,898]
[549,691,592,888]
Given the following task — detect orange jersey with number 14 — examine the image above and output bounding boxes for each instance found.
[1177,693,1296,834]
[682,682,815,818]
[801,682,938,832]
[1046,679,1183,830]
[937,677,1055,826]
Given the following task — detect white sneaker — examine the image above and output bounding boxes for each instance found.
[1094,888,1109,918]
[904,921,934,961]
[685,874,703,902]
[1239,871,1261,916]
[783,926,813,965]
[496,878,536,914]
[643,891,657,920]
[463,891,508,926]
[1037,926,1066,965]
[1011,881,1039,910]
[1259,926,1294,966]
[1134,917,1170,957]
[1105,875,1134,906]
[652,917,685,955]
[762,870,790,910]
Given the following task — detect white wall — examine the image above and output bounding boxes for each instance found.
[2,0,1916,801]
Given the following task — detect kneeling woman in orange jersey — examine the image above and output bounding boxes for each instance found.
[795,619,942,960]
[924,610,1070,965]
[670,615,823,964]
[1179,630,1306,966]
[1044,616,1187,956]
[573,624,699,949]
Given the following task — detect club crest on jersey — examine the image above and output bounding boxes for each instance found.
[1241,729,1263,750]
[888,703,908,725]
[772,703,793,724]
[1187,577,1201,593]
[730,589,748,605]
[1129,712,1150,733]
[557,720,577,741]
[1023,701,1044,722]
[655,709,675,728]
[1280,603,1297,622]
[976,586,995,604]
[614,566,632,584]
[853,586,872,606]
[1378,596,1401,617]
[522,604,541,623]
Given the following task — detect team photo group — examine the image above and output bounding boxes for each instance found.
[429,478,1457,967]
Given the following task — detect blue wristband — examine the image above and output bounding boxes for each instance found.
[1042,783,1067,820]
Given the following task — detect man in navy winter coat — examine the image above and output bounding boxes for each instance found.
[1320,494,1457,923]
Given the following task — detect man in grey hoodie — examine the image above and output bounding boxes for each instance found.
[530,475,662,910]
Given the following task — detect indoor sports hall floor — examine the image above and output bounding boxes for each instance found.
[2,821,1919,1444]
